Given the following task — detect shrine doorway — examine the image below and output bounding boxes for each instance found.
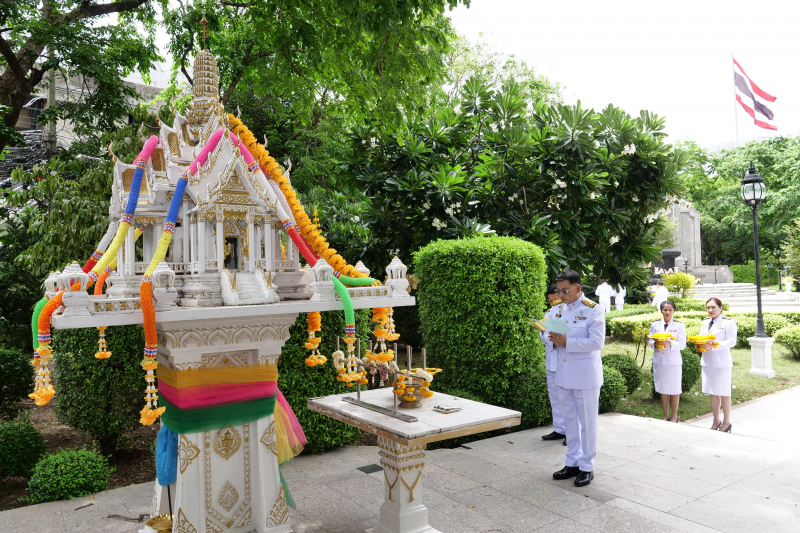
[224,237,239,270]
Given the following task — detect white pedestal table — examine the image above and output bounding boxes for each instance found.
[308,388,521,533]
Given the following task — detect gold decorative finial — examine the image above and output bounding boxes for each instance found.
[199,14,209,50]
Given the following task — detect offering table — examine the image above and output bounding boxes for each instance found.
[308,388,521,533]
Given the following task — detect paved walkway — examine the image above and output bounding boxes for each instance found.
[3,386,799,533]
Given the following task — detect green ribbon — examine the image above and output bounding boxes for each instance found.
[159,394,276,435]
[338,275,376,286]
[32,297,47,350]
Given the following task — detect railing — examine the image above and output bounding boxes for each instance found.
[90,298,142,314]
[134,262,187,274]
[274,260,295,271]
[334,286,391,301]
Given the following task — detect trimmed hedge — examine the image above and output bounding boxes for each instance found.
[415,236,547,408]
[602,354,642,394]
[670,298,730,312]
[0,422,45,478]
[610,311,800,344]
[504,363,552,430]
[775,325,800,359]
[599,365,626,413]
[604,305,653,329]
[652,347,702,400]
[279,309,370,453]
[730,264,779,285]
[0,347,34,421]
[27,448,111,504]
[52,325,146,458]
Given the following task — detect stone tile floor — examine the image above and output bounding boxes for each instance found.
[3,385,798,533]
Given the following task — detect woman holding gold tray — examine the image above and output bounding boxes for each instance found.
[648,300,686,422]
[698,298,738,432]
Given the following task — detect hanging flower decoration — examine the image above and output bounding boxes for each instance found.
[364,307,396,387]
[94,326,111,359]
[304,312,327,366]
[392,368,442,401]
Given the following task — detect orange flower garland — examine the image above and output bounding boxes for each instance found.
[304,311,327,366]
[139,281,165,425]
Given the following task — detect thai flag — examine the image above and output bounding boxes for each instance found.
[733,58,777,131]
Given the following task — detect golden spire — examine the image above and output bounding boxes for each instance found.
[199,14,209,50]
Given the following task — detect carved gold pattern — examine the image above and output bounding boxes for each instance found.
[205,518,224,533]
[173,509,197,533]
[267,486,289,526]
[234,508,251,529]
[152,148,166,172]
[202,352,249,368]
[259,421,278,456]
[400,471,422,502]
[178,435,200,474]
[181,122,199,147]
[122,168,148,195]
[213,427,241,460]
[384,470,399,501]
[217,481,239,512]
[167,132,181,156]
[204,425,251,530]
[135,216,162,227]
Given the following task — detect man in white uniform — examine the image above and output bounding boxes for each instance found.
[614,285,626,310]
[594,279,614,313]
[539,284,566,445]
[549,270,605,487]
[652,280,670,308]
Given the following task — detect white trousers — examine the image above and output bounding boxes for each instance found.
[546,370,565,434]
[599,298,611,313]
[558,386,600,472]
[615,299,624,310]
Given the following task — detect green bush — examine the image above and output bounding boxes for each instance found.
[504,364,552,430]
[0,347,35,421]
[730,264,779,285]
[278,309,370,453]
[671,298,730,312]
[602,354,642,394]
[604,305,653,329]
[599,365,626,413]
[652,347,702,400]
[0,422,46,478]
[775,325,800,359]
[735,316,756,348]
[27,448,111,504]
[415,236,547,408]
[52,325,146,458]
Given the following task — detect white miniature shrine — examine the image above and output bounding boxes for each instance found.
[48,46,418,533]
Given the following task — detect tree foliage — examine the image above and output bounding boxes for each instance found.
[0,0,161,151]
[345,78,687,286]
[678,137,800,265]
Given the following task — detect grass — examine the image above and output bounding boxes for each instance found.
[602,340,800,422]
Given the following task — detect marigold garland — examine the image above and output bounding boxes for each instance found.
[304,311,327,367]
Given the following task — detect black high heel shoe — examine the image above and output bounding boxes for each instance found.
[711,421,721,430]
[721,423,732,433]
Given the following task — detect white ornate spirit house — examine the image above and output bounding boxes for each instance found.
[50,46,416,533]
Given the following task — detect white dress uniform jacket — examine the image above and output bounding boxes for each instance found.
[614,285,626,310]
[554,296,605,390]
[699,316,738,368]
[539,306,565,434]
[648,319,687,365]
[651,286,670,308]
[594,282,614,313]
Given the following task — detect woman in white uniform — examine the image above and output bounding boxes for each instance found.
[649,300,686,422]
[698,298,738,432]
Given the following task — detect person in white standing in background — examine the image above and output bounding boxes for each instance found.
[652,280,670,308]
[649,300,687,422]
[594,279,614,313]
[614,284,627,310]
[549,270,605,487]
[698,298,738,433]
[539,284,567,446]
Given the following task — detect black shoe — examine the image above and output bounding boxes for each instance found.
[562,438,567,446]
[711,421,721,430]
[722,423,732,433]
[552,466,580,480]
[542,431,566,441]
[574,470,594,486]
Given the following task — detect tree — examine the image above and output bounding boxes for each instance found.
[0,0,160,152]
[783,218,800,283]
[678,137,800,265]
[0,208,43,351]
[344,78,687,287]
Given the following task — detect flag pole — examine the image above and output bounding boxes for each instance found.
[732,53,739,147]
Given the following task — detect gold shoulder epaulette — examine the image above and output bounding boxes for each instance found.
[582,299,597,308]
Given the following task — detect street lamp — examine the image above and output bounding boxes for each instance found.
[741,161,767,337]
[776,249,782,291]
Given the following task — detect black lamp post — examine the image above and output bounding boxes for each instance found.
[741,161,767,337]
[776,249,782,291]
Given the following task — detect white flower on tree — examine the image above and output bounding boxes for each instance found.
[432,218,447,230]
[622,144,636,155]
[610,236,620,244]
[422,201,431,210]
